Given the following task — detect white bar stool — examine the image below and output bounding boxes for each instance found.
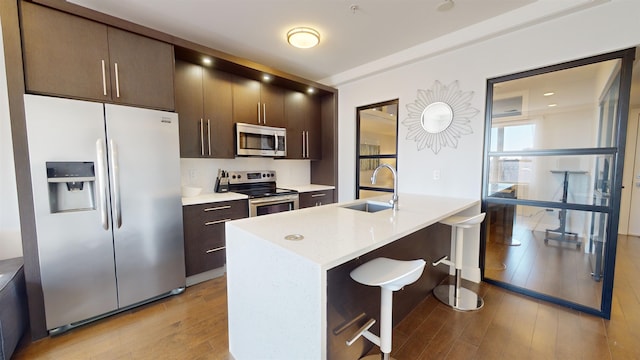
[347,257,426,360]
[432,213,486,311]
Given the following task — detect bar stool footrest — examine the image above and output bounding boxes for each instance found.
[346,318,377,346]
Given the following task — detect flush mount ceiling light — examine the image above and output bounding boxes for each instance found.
[437,0,454,11]
[287,27,320,49]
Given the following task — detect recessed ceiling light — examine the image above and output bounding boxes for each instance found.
[202,57,212,66]
[543,92,555,96]
[262,74,272,82]
[548,103,558,107]
[307,87,315,94]
[437,0,454,12]
[287,27,320,49]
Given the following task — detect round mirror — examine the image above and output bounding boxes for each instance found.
[420,102,454,133]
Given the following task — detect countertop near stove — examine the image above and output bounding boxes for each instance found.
[225,193,479,360]
[279,184,335,192]
[181,192,248,206]
[181,184,334,206]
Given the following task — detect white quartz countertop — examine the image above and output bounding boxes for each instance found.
[182,192,248,206]
[226,193,478,270]
[280,184,335,192]
[182,184,333,205]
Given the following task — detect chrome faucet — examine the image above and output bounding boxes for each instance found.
[371,164,398,211]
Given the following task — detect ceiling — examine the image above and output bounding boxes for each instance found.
[64,0,613,86]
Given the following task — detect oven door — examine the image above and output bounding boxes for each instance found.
[236,123,286,157]
[249,194,299,217]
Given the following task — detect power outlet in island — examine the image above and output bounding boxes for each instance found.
[433,169,441,180]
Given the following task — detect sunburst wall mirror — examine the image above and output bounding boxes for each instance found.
[403,80,479,154]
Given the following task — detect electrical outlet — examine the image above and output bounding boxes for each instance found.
[433,170,440,180]
[188,169,198,183]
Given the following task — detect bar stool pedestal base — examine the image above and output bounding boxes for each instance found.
[433,284,484,311]
[360,354,396,360]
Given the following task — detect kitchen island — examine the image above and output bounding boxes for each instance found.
[226,194,479,360]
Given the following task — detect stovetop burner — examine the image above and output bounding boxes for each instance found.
[226,170,297,198]
[232,187,298,199]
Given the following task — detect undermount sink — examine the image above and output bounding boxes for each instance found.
[342,200,393,213]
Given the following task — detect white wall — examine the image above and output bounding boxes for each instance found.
[0,18,23,260]
[336,0,640,281]
[620,108,640,234]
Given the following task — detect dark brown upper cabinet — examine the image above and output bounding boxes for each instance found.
[285,90,321,160]
[21,2,175,111]
[232,78,285,128]
[175,59,234,158]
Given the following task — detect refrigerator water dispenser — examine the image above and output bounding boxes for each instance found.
[46,162,96,213]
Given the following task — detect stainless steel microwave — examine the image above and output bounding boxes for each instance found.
[235,123,286,157]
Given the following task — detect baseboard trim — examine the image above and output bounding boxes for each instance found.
[186,266,226,287]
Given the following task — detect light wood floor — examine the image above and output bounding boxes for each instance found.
[14,235,640,359]
[485,227,603,308]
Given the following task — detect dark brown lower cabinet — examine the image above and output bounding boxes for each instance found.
[299,189,334,208]
[183,200,248,276]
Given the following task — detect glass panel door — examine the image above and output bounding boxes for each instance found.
[482,48,635,318]
[356,100,398,199]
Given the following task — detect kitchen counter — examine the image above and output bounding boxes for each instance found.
[181,192,247,206]
[226,193,479,359]
[181,184,333,206]
[280,184,335,193]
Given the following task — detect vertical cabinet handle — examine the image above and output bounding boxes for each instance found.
[263,103,267,125]
[306,131,310,158]
[257,102,261,124]
[114,62,120,98]
[101,60,107,96]
[302,131,306,158]
[200,119,205,156]
[207,119,212,156]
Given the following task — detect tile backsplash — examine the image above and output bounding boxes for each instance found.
[180,158,311,193]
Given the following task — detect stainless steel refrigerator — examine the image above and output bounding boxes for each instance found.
[24,94,185,334]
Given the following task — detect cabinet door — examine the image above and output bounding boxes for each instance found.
[284,90,306,159]
[21,2,111,101]
[299,190,334,208]
[182,205,226,276]
[175,60,206,158]
[107,27,175,110]
[204,69,235,158]
[305,96,322,160]
[233,78,261,124]
[260,83,285,128]
[285,90,321,159]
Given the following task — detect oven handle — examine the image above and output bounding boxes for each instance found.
[249,195,299,205]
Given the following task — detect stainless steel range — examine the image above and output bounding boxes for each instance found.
[227,170,299,217]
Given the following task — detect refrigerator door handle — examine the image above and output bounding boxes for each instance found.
[109,139,123,228]
[96,139,110,230]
